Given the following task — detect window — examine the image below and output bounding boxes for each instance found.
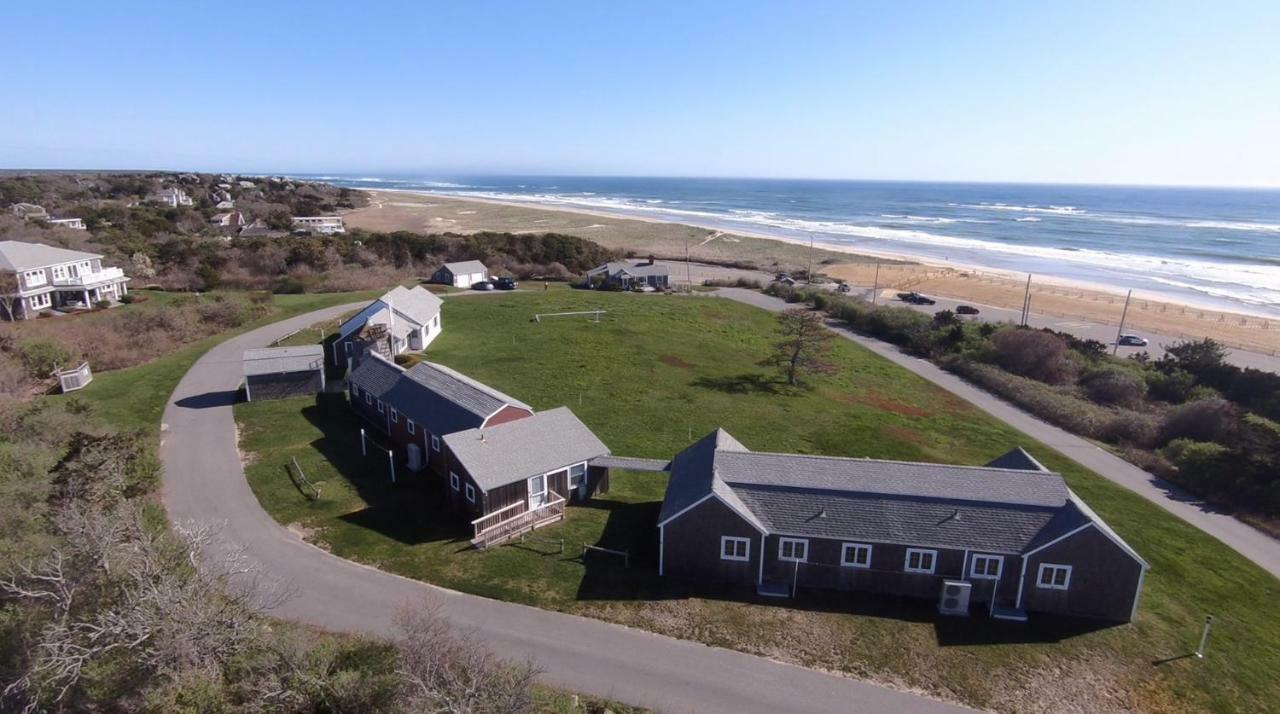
[778,538,808,563]
[430,435,440,451]
[1037,563,1072,590]
[390,408,399,424]
[970,555,1003,580]
[450,472,460,491]
[376,400,384,414]
[568,463,587,489]
[407,419,416,435]
[365,393,372,405]
[841,543,872,569]
[528,474,548,508]
[720,536,750,562]
[904,548,937,574]
[465,483,476,503]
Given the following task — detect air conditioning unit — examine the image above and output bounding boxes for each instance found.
[937,580,972,616]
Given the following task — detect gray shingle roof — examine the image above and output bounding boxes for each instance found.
[407,362,531,414]
[242,345,324,376]
[589,260,670,279]
[347,354,403,399]
[383,285,443,327]
[385,362,532,438]
[659,429,1109,556]
[441,260,488,275]
[444,407,610,491]
[0,240,102,272]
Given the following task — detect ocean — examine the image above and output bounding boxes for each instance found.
[301,175,1280,317]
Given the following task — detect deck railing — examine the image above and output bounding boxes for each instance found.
[471,495,566,549]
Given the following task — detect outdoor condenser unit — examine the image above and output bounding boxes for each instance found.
[937,580,973,616]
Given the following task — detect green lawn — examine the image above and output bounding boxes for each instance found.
[69,290,380,431]
[235,290,1280,712]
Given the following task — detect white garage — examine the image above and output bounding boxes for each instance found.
[432,260,489,288]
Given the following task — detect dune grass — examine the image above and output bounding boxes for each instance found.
[235,289,1280,712]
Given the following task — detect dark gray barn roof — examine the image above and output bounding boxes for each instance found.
[243,345,325,376]
[347,354,403,399]
[658,429,1127,556]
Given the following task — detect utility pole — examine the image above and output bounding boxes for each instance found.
[1020,274,1033,326]
[806,232,815,284]
[871,263,880,306]
[684,235,692,287]
[1113,289,1134,355]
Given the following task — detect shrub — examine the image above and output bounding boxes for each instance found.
[119,293,137,305]
[94,299,112,310]
[1097,411,1159,448]
[1160,397,1238,445]
[17,338,74,378]
[1145,367,1196,403]
[990,328,1076,384]
[942,358,1109,438]
[1081,368,1148,407]
[1160,438,1232,493]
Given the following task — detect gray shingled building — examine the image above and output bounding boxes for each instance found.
[242,346,326,401]
[658,429,1148,622]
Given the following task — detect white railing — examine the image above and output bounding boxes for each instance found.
[472,495,567,549]
[57,362,93,393]
[53,267,125,287]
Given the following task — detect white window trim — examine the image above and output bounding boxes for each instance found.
[778,537,808,563]
[970,554,1003,580]
[407,419,416,435]
[840,543,873,569]
[465,483,476,503]
[430,435,441,451]
[1036,563,1072,591]
[720,536,751,562]
[450,472,460,491]
[376,400,385,414]
[365,393,372,405]
[904,548,937,574]
[390,408,399,424]
[568,462,587,487]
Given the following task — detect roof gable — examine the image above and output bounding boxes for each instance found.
[441,260,488,274]
[444,407,608,491]
[0,240,102,272]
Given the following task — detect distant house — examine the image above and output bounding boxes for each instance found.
[0,240,130,320]
[332,285,443,367]
[215,200,235,210]
[147,187,194,207]
[47,218,86,230]
[658,431,1149,622]
[291,216,345,235]
[238,180,256,189]
[209,211,246,229]
[9,203,49,220]
[238,219,283,238]
[242,345,326,401]
[585,257,670,290]
[432,260,489,288]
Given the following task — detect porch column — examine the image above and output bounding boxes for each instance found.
[82,289,89,306]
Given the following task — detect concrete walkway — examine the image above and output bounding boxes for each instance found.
[160,302,966,714]
[715,287,1280,580]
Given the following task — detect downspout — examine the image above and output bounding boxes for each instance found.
[757,533,765,585]
[1015,555,1028,610]
[658,524,664,576]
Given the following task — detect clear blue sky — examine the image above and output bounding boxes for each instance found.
[3,1,1278,186]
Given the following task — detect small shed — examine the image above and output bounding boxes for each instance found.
[433,260,489,288]
[242,345,326,402]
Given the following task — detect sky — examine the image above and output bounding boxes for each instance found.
[2,1,1278,187]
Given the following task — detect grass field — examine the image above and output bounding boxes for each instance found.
[235,290,1280,713]
[66,290,381,431]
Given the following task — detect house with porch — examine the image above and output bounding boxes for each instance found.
[657,430,1148,622]
[291,216,345,234]
[332,285,443,367]
[444,406,611,547]
[585,257,670,290]
[147,187,194,207]
[0,241,130,320]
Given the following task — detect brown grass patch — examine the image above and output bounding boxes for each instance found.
[884,425,925,444]
[658,354,694,369]
[863,389,933,418]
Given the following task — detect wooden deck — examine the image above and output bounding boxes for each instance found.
[471,495,567,549]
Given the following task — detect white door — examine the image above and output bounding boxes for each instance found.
[528,473,548,509]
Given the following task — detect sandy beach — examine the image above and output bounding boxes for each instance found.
[344,190,1279,354]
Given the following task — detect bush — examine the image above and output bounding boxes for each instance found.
[17,338,74,378]
[942,358,1109,438]
[1160,397,1238,445]
[118,293,137,305]
[1160,438,1232,493]
[94,299,111,310]
[1081,368,1148,407]
[990,328,1077,384]
[1145,367,1196,403]
[1097,411,1159,448]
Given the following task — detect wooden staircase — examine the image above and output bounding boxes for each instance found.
[471,496,566,549]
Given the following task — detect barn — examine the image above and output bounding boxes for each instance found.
[242,345,326,401]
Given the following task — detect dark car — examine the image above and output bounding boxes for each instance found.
[1118,334,1148,347]
[899,292,936,305]
[494,277,518,290]
[956,304,980,315]
[471,280,495,291]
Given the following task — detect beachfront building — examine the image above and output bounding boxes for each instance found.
[147,187,194,207]
[432,260,489,288]
[585,257,670,290]
[47,218,86,230]
[0,240,130,320]
[657,430,1149,622]
[9,203,49,221]
[332,285,443,367]
[291,216,345,234]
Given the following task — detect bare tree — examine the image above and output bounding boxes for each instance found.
[762,308,838,386]
[394,603,539,714]
[0,271,21,321]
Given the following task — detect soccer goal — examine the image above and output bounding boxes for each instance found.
[533,309,607,323]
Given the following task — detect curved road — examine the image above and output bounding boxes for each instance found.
[715,288,1280,580]
[160,303,966,714]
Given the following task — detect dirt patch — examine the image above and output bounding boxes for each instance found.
[863,390,933,418]
[233,422,258,469]
[658,354,694,369]
[287,522,330,551]
[884,425,926,444]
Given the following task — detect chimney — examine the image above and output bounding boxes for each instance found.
[646,254,655,266]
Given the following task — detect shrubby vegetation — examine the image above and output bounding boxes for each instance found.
[766,283,1280,520]
[0,397,549,712]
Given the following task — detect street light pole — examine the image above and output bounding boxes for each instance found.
[871,263,880,306]
[1113,289,1134,355]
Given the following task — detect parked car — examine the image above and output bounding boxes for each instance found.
[956,304,980,315]
[898,292,936,305]
[494,277,518,290]
[775,271,792,281]
[836,282,851,293]
[472,280,496,291]
[1118,334,1148,347]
